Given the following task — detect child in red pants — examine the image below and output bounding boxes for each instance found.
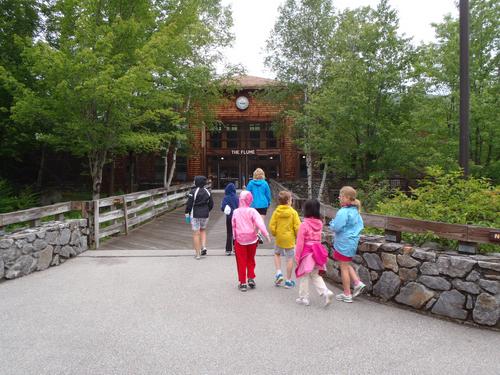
[232,190,270,292]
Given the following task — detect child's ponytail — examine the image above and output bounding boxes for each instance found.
[339,186,362,211]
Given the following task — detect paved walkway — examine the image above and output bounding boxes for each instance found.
[1,194,499,374]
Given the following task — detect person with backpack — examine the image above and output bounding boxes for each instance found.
[221,182,239,256]
[185,176,214,259]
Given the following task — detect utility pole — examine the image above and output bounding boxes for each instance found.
[459,0,470,176]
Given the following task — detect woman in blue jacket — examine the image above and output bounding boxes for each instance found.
[246,168,272,243]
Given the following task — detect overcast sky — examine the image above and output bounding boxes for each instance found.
[220,0,458,78]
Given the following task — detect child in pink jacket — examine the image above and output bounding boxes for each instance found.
[295,199,333,307]
[232,190,270,292]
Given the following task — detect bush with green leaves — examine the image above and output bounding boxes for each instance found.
[375,167,500,252]
[0,179,39,214]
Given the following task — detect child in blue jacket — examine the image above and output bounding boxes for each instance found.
[221,183,239,255]
[329,186,365,303]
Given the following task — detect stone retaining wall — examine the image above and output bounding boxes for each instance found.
[0,220,88,281]
[324,235,500,328]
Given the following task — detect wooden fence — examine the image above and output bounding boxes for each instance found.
[270,180,500,253]
[0,183,195,249]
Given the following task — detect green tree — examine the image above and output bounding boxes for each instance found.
[265,0,335,198]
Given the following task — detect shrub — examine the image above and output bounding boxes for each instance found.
[375,167,500,252]
[0,179,39,214]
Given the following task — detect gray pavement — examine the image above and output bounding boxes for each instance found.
[1,251,500,375]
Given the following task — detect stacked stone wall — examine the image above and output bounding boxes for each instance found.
[0,220,88,281]
[325,235,500,328]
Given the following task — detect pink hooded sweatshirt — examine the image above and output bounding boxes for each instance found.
[232,190,269,245]
[295,217,326,278]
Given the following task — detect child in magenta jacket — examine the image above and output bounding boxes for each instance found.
[232,190,270,292]
[295,199,333,307]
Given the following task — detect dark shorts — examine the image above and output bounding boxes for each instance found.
[255,207,268,215]
[333,249,352,262]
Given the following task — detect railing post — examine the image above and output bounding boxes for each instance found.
[93,200,100,249]
[385,230,402,243]
[122,197,129,235]
[458,241,477,254]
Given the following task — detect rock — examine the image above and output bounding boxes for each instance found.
[0,239,14,249]
[425,298,437,310]
[5,255,37,279]
[58,229,71,245]
[370,271,379,281]
[357,266,372,292]
[466,295,474,310]
[473,293,499,326]
[51,255,60,266]
[484,273,500,281]
[45,231,58,245]
[36,246,53,271]
[452,279,481,295]
[33,239,47,251]
[421,262,439,276]
[21,244,34,255]
[25,234,36,242]
[0,257,4,279]
[399,268,418,282]
[373,271,401,300]
[359,242,382,253]
[436,256,476,277]
[328,267,342,283]
[402,246,414,255]
[418,276,451,291]
[479,280,499,295]
[395,282,435,309]
[363,253,384,271]
[397,255,420,268]
[79,219,88,227]
[70,231,81,245]
[431,290,467,320]
[80,236,88,251]
[352,255,363,264]
[381,253,398,272]
[466,270,481,282]
[412,248,437,262]
[1,246,21,263]
[59,245,74,258]
[477,261,500,273]
[380,243,404,253]
[36,231,46,239]
[421,241,442,250]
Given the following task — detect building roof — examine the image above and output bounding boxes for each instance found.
[224,75,278,89]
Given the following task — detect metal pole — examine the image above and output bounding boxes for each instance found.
[459,0,470,176]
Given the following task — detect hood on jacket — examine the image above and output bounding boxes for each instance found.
[304,217,323,232]
[274,205,294,218]
[224,182,236,195]
[250,179,266,186]
[194,176,207,188]
[239,190,253,208]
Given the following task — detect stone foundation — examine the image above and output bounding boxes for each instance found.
[0,220,88,280]
[324,235,500,328]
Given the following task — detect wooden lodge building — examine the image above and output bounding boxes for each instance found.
[112,75,304,192]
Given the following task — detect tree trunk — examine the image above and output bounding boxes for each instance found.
[167,143,178,188]
[109,158,115,196]
[36,145,46,190]
[306,150,313,199]
[317,162,328,202]
[163,141,171,188]
[129,151,135,193]
[89,150,107,201]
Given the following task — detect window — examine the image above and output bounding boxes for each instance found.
[267,126,277,148]
[209,125,222,148]
[227,124,238,148]
[249,124,260,148]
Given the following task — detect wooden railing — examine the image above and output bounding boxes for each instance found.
[270,179,500,253]
[0,183,197,249]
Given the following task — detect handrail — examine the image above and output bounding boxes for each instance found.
[269,179,500,251]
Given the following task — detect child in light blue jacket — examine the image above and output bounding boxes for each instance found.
[329,186,365,303]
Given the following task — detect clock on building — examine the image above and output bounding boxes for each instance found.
[235,96,249,110]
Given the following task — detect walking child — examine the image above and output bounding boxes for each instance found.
[221,182,239,256]
[329,186,365,302]
[232,190,270,292]
[295,199,333,307]
[185,176,214,259]
[269,191,301,288]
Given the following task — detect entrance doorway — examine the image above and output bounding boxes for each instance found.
[208,155,281,189]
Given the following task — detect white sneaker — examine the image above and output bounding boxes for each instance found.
[352,282,366,298]
[195,255,201,260]
[335,293,353,303]
[295,297,310,306]
[323,290,334,307]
